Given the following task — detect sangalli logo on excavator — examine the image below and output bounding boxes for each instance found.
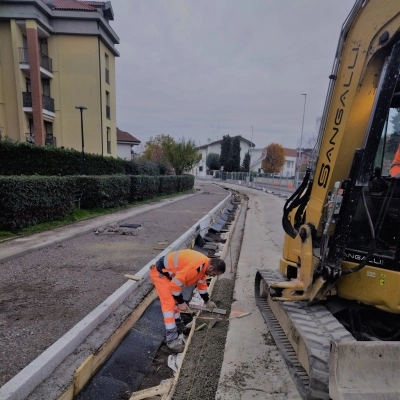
[318,48,359,188]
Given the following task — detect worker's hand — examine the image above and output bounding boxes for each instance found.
[178,302,189,311]
[206,300,216,311]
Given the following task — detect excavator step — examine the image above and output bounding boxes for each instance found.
[255,269,354,400]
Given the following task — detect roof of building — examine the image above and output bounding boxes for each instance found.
[117,128,141,144]
[52,0,97,11]
[197,135,254,150]
[283,148,297,157]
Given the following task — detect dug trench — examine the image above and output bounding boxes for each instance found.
[74,191,247,400]
[136,192,247,400]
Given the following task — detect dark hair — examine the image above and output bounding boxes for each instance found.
[210,258,226,273]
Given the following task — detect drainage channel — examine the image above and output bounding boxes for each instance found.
[60,193,243,400]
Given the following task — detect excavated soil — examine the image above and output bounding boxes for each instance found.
[0,184,229,387]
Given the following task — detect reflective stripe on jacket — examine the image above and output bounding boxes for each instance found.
[164,249,210,298]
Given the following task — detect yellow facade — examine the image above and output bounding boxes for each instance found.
[0,1,119,156]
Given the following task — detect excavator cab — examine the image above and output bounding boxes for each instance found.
[255,1,400,399]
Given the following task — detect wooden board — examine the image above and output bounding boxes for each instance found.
[129,379,172,400]
[188,304,227,315]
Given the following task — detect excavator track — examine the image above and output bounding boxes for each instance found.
[255,269,354,400]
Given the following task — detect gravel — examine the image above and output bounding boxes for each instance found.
[0,183,229,387]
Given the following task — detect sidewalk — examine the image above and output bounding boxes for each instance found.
[216,183,302,400]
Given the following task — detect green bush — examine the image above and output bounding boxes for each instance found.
[159,176,178,195]
[74,175,130,209]
[177,175,194,192]
[129,175,160,201]
[0,176,76,229]
[0,139,162,176]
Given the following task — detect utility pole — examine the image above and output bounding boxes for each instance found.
[75,105,87,174]
[249,126,253,182]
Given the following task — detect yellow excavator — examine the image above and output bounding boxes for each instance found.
[255,1,400,399]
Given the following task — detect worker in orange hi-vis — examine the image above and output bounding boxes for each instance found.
[390,143,400,178]
[149,249,226,353]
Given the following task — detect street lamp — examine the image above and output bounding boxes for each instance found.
[249,126,254,183]
[75,106,87,174]
[295,94,307,188]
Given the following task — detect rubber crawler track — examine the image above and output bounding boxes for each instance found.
[255,269,354,400]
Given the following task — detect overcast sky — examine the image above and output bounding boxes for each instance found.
[110,0,355,150]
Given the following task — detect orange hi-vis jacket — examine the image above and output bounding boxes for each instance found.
[390,144,400,178]
[162,249,210,303]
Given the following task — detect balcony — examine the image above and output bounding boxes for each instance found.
[45,135,57,146]
[19,47,53,77]
[22,92,55,113]
[105,68,110,84]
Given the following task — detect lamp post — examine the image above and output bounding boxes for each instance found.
[295,94,307,188]
[75,106,87,174]
[249,126,253,183]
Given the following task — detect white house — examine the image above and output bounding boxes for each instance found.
[190,136,254,177]
[116,128,141,160]
[249,147,297,177]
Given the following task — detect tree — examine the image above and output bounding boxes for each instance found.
[163,137,201,175]
[206,153,220,170]
[261,143,285,173]
[241,151,250,172]
[230,136,241,172]
[219,135,231,171]
[141,135,174,164]
[387,110,400,155]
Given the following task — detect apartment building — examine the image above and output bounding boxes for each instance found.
[0,0,119,156]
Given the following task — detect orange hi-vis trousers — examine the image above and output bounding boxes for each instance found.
[149,265,180,342]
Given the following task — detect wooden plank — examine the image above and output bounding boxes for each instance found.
[188,304,227,315]
[129,379,172,400]
[124,274,143,281]
[57,383,74,400]
[73,355,93,396]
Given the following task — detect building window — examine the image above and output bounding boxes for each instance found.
[26,78,31,93]
[42,80,50,96]
[199,166,203,172]
[107,127,111,154]
[106,91,110,119]
[105,53,110,84]
[44,121,55,146]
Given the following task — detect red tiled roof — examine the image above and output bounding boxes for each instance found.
[284,148,297,157]
[81,1,105,7]
[117,128,141,144]
[52,0,97,11]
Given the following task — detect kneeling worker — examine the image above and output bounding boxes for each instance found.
[150,249,226,352]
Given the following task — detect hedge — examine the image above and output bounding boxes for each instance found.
[0,174,195,230]
[0,139,164,176]
[75,175,130,209]
[0,176,76,229]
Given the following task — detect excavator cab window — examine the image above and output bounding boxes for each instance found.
[347,106,400,269]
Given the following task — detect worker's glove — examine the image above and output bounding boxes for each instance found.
[178,302,189,311]
[206,300,216,311]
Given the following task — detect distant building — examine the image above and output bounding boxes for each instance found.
[0,0,119,156]
[191,136,254,177]
[250,147,297,177]
[116,128,140,160]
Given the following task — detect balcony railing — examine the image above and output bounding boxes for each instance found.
[22,92,55,112]
[18,47,53,73]
[105,68,110,83]
[42,94,54,112]
[106,105,111,119]
[45,136,56,146]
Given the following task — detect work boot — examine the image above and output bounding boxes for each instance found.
[167,337,185,353]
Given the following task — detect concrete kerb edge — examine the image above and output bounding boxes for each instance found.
[0,192,232,400]
[0,194,195,265]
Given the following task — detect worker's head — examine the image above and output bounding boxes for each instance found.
[206,258,226,277]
